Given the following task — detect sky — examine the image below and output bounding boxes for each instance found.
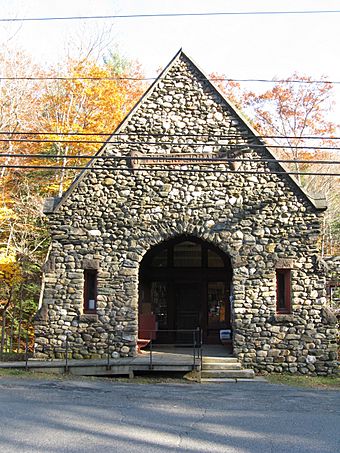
[1,0,340,124]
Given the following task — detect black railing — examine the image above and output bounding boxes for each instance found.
[137,327,203,370]
[0,315,34,356]
[1,325,203,372]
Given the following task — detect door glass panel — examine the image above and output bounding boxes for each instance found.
[151,282,168,329]
[151,248,168,267]
[207,249,225,268]
[175,283,201,344]
[208,282,226,327]
[173,241,202,267]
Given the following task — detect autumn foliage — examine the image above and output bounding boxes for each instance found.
[212,72,339,255]
[0,50,146,353]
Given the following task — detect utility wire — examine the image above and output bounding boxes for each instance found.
[1,154,339,165]
[0,138,339,151]
[0,131,339,140]
[0,164,338,177]
[0,75,337,85]
[0,76,152,81]
[1,10,340,22]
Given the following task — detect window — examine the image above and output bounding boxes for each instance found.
[173,241,202,267]
[207,249,225,268]
[207,282,227,326]
[276,269,291,313]
[84,269,97,313]
[151,248,168,267]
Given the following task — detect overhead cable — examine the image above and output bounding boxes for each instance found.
[1,153,339,165]
[1,10,340,22]
[0,138,339,151]
[0,75,337,84]
[0,164,339,177]
[0,131,339,140]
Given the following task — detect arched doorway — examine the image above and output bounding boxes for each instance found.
[139,236,233,344]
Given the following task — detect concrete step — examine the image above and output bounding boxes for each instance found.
[202,357,239,364]
[201,377,263,383]
[202,362,242,370]
[201,369,255,379]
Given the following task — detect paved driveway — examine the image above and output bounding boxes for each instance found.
[0,377,339,452]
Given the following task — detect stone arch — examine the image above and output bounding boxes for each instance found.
[137,229,234,345]
[133,219,236,265]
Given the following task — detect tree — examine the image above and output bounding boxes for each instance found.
[37,55,145,195]
[0,48,42,177]
[214,73,339,255]
[242,74,336,179]
[210,73,244,111]
[0,48,146,352]
[0,173,48,353]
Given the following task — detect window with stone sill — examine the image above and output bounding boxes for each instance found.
[276,269,291,314]
[83,269,97,313]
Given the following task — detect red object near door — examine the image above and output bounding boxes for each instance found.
[138,313,157,340]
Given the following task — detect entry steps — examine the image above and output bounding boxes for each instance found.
[201,356,255,381]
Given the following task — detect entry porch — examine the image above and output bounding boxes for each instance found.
[0,344,232,376]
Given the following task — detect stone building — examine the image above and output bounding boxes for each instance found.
[35,50,338,374]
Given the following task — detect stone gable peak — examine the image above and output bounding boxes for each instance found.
[46,50,327,213]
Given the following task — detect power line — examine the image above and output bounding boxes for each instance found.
[0,131,339,140]
[0,138,339,151]
[0,76,152,81]
[1,10,340,22]
[0,164,338,177]
[0,75,337,85]
[1,153,339,165]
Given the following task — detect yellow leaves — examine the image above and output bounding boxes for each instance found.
[0,206,17,222]
[37,57,145,159]
[0,251,21,286]
[0,52,145,195]
[43,182,63,194]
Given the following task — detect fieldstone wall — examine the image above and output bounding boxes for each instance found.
[35,52,338,374]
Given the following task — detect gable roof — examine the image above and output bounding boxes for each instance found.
[45,49,327,214]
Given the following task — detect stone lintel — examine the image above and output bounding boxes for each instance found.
[82,259,100,269]
[275,258,295,269]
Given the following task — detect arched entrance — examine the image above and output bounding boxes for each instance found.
[139,236,233,344]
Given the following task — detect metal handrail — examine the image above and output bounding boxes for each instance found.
[138,328,203,370]
[1,328,203,373]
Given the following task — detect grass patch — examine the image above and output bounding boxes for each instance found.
[267,373,340,390]
[0,368,29,377]
[0,368,65,380]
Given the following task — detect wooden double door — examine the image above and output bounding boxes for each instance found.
[139,236,232,344]
[139,276,231,344]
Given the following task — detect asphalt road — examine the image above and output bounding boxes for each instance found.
[0,377,339,453]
